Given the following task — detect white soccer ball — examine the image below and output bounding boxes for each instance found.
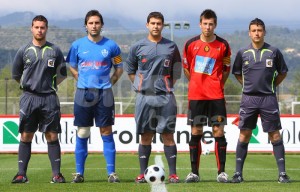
[203,148,210,155]
[144,165,165,184]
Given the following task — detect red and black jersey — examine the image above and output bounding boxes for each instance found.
[183,35,231,100]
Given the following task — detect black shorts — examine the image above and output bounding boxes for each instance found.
[19,92,61,133]
[187,99,227,127]
[135,93,177,134]
[239,94,282,132]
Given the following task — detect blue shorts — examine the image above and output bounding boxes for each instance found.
[187,99,227,127]
[74,88,115,127]
[19,92,61,133]
[135,93,177,134]
[239,94,282,132]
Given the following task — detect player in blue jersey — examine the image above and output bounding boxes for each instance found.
[66,10,123,183]
[11,15,67,183]
[231,18,290,183]
[126,12,182,184]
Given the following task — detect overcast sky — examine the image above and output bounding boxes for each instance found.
[1,0,299,29]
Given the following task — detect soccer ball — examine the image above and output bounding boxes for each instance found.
[144,165,165,184]
[203,148,210,155]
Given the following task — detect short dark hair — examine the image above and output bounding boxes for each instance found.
[200,9,217,25]
[85,10,104,25]
[147,12,164,24]
[32,15,48,27]
[249,18,265,31]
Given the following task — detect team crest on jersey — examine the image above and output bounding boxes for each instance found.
[164,59,170,67]
[101,49,109,57]
[47,59,55,67]
[204,45,210,52]
[266,59,273,67]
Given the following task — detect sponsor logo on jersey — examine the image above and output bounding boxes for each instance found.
[194,56,216,75]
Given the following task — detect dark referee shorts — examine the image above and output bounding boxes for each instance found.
[238,94,282,132]
[19,92,61,133]
[74,88,115,127]
[187,99,227,127]
[135,93,177,134]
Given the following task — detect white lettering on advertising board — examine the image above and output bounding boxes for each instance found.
[0,116,299,153]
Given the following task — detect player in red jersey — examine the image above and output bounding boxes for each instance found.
[182,9,231,183]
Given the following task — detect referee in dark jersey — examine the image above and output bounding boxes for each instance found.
[11,15,67,183]
[231,18,290,183]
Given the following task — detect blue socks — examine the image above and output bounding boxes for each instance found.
[102,134,116,175]
[75,136,88,175]
[75,134,116,176]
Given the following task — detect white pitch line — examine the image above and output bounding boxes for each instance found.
[150,155,167,192]
[154,155,165,169]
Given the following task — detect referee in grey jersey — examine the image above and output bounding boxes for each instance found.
[11,15,67,184]
[126,11,182,184]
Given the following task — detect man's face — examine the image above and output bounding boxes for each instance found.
[31,21,48,41]
[86,16,103,37]
[249,24,265,44]
[146,17,163,38]
[200,17,216,38]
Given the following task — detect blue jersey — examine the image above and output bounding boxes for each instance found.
[66,36,123,89]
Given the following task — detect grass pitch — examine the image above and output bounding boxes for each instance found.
[0,153,299,192]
